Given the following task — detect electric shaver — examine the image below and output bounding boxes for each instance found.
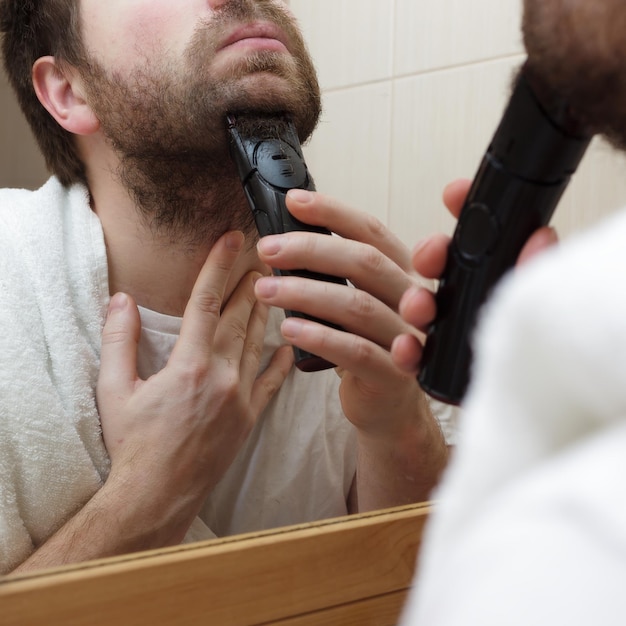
[418,62,593,405]
[227,114,348,372]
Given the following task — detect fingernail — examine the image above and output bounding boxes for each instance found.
[257,236,282,256]
[255,277,279,298]
[282,318,303,339]
[226,231,244,251]
[108,293,128,316]
[287,189,313,204]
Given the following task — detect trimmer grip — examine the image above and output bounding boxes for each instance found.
[253,189,346,372]
[418,66,592,405]
[418,160,570,404]
[227,114,348,372]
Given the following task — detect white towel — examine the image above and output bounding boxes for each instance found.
[402,206,626,624]
[0,178,110,573]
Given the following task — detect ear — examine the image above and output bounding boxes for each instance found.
[32,56,100,136]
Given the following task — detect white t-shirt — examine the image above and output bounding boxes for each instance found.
[137,304,459,540]
[137,305,357,539]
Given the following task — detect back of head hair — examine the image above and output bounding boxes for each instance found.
[0,0,88,186]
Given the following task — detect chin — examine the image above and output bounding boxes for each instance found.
[223,73,321,140]
[236,72,295,104]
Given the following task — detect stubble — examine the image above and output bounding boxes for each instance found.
[79,0,321,248]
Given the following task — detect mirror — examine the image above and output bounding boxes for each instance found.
[0,503,430,626]
[0,4,448,583]
[4,0,626,588]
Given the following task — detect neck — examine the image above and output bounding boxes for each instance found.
[87,158,263,317]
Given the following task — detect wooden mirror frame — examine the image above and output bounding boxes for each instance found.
[0,503,429,626]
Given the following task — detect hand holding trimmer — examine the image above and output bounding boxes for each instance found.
[227,114,348,372]
[418,62,593,405]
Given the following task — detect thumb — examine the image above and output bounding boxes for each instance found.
[98,292,141,399]
[443,178,472,219]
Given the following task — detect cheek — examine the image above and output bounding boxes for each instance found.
[81,3,203,72]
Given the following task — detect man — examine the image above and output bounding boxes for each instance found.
[394,1,626,623]
[0,0,451,574]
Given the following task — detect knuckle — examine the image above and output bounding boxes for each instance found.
[175,359,211,388]
[298,233,317,258]
[347,289,377,319]
[365,214,387,240]
[349,334,376,365]
[175,362,243,412]
[245,340,263,364]
[193,289,222,316]
[227,319,248,346]
[101,326,129,347]
[358,243,386,275]
[217,374,242,406]
[259,378,280,401]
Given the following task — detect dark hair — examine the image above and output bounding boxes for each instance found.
[0,0,87,186]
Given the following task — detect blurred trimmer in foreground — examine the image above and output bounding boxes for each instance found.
[418,62,593,405]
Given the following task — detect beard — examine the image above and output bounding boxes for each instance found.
[523,0,626,150]
[79,0,321,248]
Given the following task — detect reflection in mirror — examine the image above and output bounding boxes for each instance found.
[0,2,451,577]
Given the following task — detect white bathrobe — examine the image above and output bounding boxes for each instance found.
[0,180,110,571]
[402,207,626,625]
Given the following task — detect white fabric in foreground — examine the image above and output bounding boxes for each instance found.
[402,207,626,625]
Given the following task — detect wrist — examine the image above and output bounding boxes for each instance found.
[102,466,201,550]
[353,394,448,511]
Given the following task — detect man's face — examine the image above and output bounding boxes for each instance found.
[523,0,626,148]
[79,0,320,151]
[75,0,321,243]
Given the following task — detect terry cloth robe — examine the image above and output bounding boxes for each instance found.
[0,179,110,572]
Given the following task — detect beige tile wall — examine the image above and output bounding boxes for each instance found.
[290,0,626,246]
[0,68,48,189]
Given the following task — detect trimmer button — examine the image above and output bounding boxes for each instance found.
[454,202,500,262]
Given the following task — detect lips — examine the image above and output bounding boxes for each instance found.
[218,21,291,53]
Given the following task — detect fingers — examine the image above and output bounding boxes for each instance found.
[255,275,414,349]
[212,269,287,395]
[248,345,294,417]
[280,317,400,384]
[402,178,469,280]
[410,233,451,280]
[399,285,436,332]
[391,334,423,375]
[285,189,412,270]
[238,300,270,384]
[98,292,142,398]
[442,178,472,218]
[516,226,558,266]
[213,271,262,367]
[173,231,244,361]
[257,232,413,311]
